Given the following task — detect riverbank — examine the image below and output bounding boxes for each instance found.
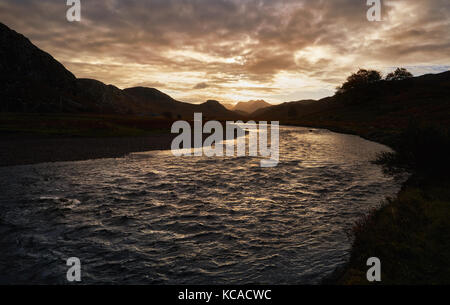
[0,113,175,167]
[288,121,450,284]
[0,113,245,167]
[328,174,450,284]
[0,134,176,167]
[0,123,396,285]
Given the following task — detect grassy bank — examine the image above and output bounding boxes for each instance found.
[0,113,176,166]
[333,123,450,284]
[332,174,450,284]
[268,71,450,283]
[0,113,245,166]
[297,121,450,284]
[0,113,173,138]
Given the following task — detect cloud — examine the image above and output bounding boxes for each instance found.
[0,0,449,103]
[193,82,209,89]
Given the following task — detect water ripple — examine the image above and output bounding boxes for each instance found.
[0,126,404,284]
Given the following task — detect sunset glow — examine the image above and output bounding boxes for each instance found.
[1,0,449,104]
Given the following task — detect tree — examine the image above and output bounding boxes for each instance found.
[385,68,413,81]
[337,69,382,94]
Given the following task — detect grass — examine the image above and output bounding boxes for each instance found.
[318,122,450,285]
[375,123,450,174]
[0,113,173,137]
[277,86,450,285]
[334,176,450,284]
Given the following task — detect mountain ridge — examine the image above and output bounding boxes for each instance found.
[251,70,450,145]
[232,100,272,114]
[0,22,240,119]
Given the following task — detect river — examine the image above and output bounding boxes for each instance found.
[0,126,403,284]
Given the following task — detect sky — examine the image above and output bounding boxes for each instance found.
[1,0,449,104]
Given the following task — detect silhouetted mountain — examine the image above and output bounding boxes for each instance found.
[253,71,450,143]
[196,100,240,119]
[122,86,179,116]
[123,87,176,106]
[221,103,235,110]
[233,100,271,114]
[199,100,228,114]
[0,22,242,119]
[253,99,333,120]
[122,89,239,119]
[233,110,251,117]
[76,79,140,114]
[0,22,81,112]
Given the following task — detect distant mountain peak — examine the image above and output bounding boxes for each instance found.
[233,99,272,114]
[220,102,235,110]
[123,87,175,102]
[204,99,222,106]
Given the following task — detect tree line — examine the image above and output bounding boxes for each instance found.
[337,67,413,94]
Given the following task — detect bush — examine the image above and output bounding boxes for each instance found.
[375,122,450,175]
[337,69,382,94]
[385,68,413,81]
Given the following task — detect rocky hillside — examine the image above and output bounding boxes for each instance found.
[0,22,80,112]
[0,22,240,120]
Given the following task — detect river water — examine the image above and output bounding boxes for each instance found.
[0,126,403,284]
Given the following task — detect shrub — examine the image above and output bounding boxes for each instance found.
[385,68,413,81]
[337,69,382,94]
[375,122,450,175]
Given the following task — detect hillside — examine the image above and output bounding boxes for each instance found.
[233,100,271,114]
[252,71,450,144]
[0,22,79,112]
[220,103,235,110]
[253,98,334,120]
[0,22,240,120]
[122,88,239,119]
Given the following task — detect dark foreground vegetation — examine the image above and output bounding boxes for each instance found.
[328,124,450,284]
[292,69,450,284]
[0,113,242,166]
[0,113,173,137]
[334,176,450,284]
[0,113,175,166]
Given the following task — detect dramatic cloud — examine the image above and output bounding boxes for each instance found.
[1,0,449,103]
[193,82,210,89]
